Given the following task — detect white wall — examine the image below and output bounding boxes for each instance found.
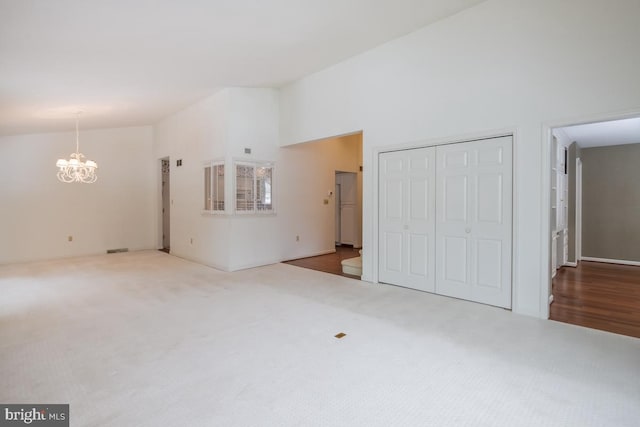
[153,89,231,270]
[153,87,363,271]
[153,87,283,271]
[225,88,281,271]
[279,0,640,317]
[229,129,362,270]
[0,126,156,264]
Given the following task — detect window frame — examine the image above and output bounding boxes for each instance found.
[202,159,226,215]
[233,160,275,215]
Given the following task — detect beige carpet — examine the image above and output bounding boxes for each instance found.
[1,251,639,426]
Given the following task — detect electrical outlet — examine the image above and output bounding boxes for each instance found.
[296,235,300,242]
[68,235,73,242]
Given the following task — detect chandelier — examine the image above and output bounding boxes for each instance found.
[56,113,98,183]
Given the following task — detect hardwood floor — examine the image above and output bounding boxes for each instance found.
[283,245,361,280]
[550,261,640,338]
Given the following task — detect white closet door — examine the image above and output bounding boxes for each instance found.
[435,136,512,308]
[379,147,436,292]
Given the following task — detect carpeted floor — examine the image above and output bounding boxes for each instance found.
[1,250,639,426]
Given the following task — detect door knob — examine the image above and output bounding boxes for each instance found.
[465,228,471,233]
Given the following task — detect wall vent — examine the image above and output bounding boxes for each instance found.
[107,248,129,254]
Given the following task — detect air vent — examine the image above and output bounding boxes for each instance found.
[106,248,129,254]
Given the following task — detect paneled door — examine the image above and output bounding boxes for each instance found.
[435,136,512,308]
[378,147,436,292]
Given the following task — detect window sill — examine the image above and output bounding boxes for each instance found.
[201,210,226,216]
[233,211,277,217]
[201,210,277,218]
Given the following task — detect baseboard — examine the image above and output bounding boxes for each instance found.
[581,257,640,267]
[228,258,283,272]
[563,261,578,267]
[170,252,230,272]
[549,294,554,304]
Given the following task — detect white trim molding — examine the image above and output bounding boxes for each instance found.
[581,257,640,267]
[541,108,640,320]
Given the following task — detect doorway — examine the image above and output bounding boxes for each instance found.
[280,132,363,278]
[548,116,640,338]
[161,158,170,253]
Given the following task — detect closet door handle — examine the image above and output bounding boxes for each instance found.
[465,228,471,234]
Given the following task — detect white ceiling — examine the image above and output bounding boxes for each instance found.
[0,0,485,136]
[559,117,640,149]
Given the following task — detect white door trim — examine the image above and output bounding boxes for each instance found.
[576,158,582,263]
[158,156,170,250]
[541,109,640,319]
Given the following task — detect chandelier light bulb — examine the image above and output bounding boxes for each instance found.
[56,112,98,183]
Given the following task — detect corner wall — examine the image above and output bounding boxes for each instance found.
[152,89,231,270]
[153,87,363,271]
[0,126,156,264]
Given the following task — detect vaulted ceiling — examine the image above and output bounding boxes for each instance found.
[0,0,485,136]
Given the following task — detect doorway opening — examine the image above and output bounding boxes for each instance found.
[160,158,171,253]
[548,116,640,338]
[281,132,363,279]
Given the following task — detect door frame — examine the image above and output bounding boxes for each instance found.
[334,180,341,245]
[541,109,640,319]
[576,157,582,263]
[372,129,517,307]
[158,157,170,250]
